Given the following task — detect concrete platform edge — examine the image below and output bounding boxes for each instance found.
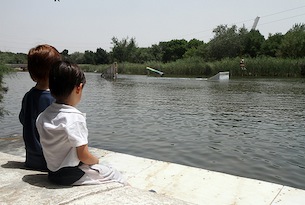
[1,147,304,205]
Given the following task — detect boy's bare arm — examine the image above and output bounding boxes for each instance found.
[76,144,99,165]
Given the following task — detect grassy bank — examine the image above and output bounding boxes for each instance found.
[0,64,13,116]
[80,57,305,78]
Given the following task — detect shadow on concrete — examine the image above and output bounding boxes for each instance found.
[22,174,71,189]
[1,160,48,172]
[1,161,71,189]
[1,160,27,169]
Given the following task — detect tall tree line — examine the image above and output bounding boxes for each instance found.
[1,23,304,65]
[64,23,304,64]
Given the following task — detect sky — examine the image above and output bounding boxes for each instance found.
[1,0,305,54]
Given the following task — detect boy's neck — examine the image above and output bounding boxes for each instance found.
[56,98,75,107]
[56,86,80,107]
[35,80,49,90]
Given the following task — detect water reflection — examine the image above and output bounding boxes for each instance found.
[1,72,305,190]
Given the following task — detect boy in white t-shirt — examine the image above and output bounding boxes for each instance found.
[36,61,126,186]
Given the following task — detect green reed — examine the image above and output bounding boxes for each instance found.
[79,57,305,78]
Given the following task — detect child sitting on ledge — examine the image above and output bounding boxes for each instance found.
[19,44,61,171]
[36,61,126,186]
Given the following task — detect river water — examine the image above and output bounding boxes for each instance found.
[1,72,305,190]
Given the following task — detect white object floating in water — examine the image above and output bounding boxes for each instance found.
[208,71,229,81]
[146,66,164,76]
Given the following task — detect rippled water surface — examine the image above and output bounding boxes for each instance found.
[1,72,305,190]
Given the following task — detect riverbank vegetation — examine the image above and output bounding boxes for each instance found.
[0,64,12,116]
[1,23,305,78]
[77,57,304,78]
[0,51,24,115]
[63,23,305,78]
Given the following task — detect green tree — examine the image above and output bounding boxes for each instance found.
[279,23,305,58]
[183,39,206,59]
[132,47,154,63]
[150,44,163,61]
[69,52,85,64]
[111,37,137,63]
[83,50,96,64]
[187,38,204,49]
[95,48,109,64]
[205,25,241,60]
[183,43,207,59]
[238,26,249,56]
[260,33,283,57]
[159,39,188,63]
[0,51,27,64]
[243,30,265,57]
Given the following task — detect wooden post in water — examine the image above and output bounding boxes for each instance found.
[101,62,118,80]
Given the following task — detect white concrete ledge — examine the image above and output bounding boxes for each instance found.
[1,148,305,205]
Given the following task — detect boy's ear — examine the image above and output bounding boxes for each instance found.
[76,83,83,94]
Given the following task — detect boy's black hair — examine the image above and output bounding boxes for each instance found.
[49,61,86,101]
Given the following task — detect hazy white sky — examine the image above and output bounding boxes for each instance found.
[1,0,304,54]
